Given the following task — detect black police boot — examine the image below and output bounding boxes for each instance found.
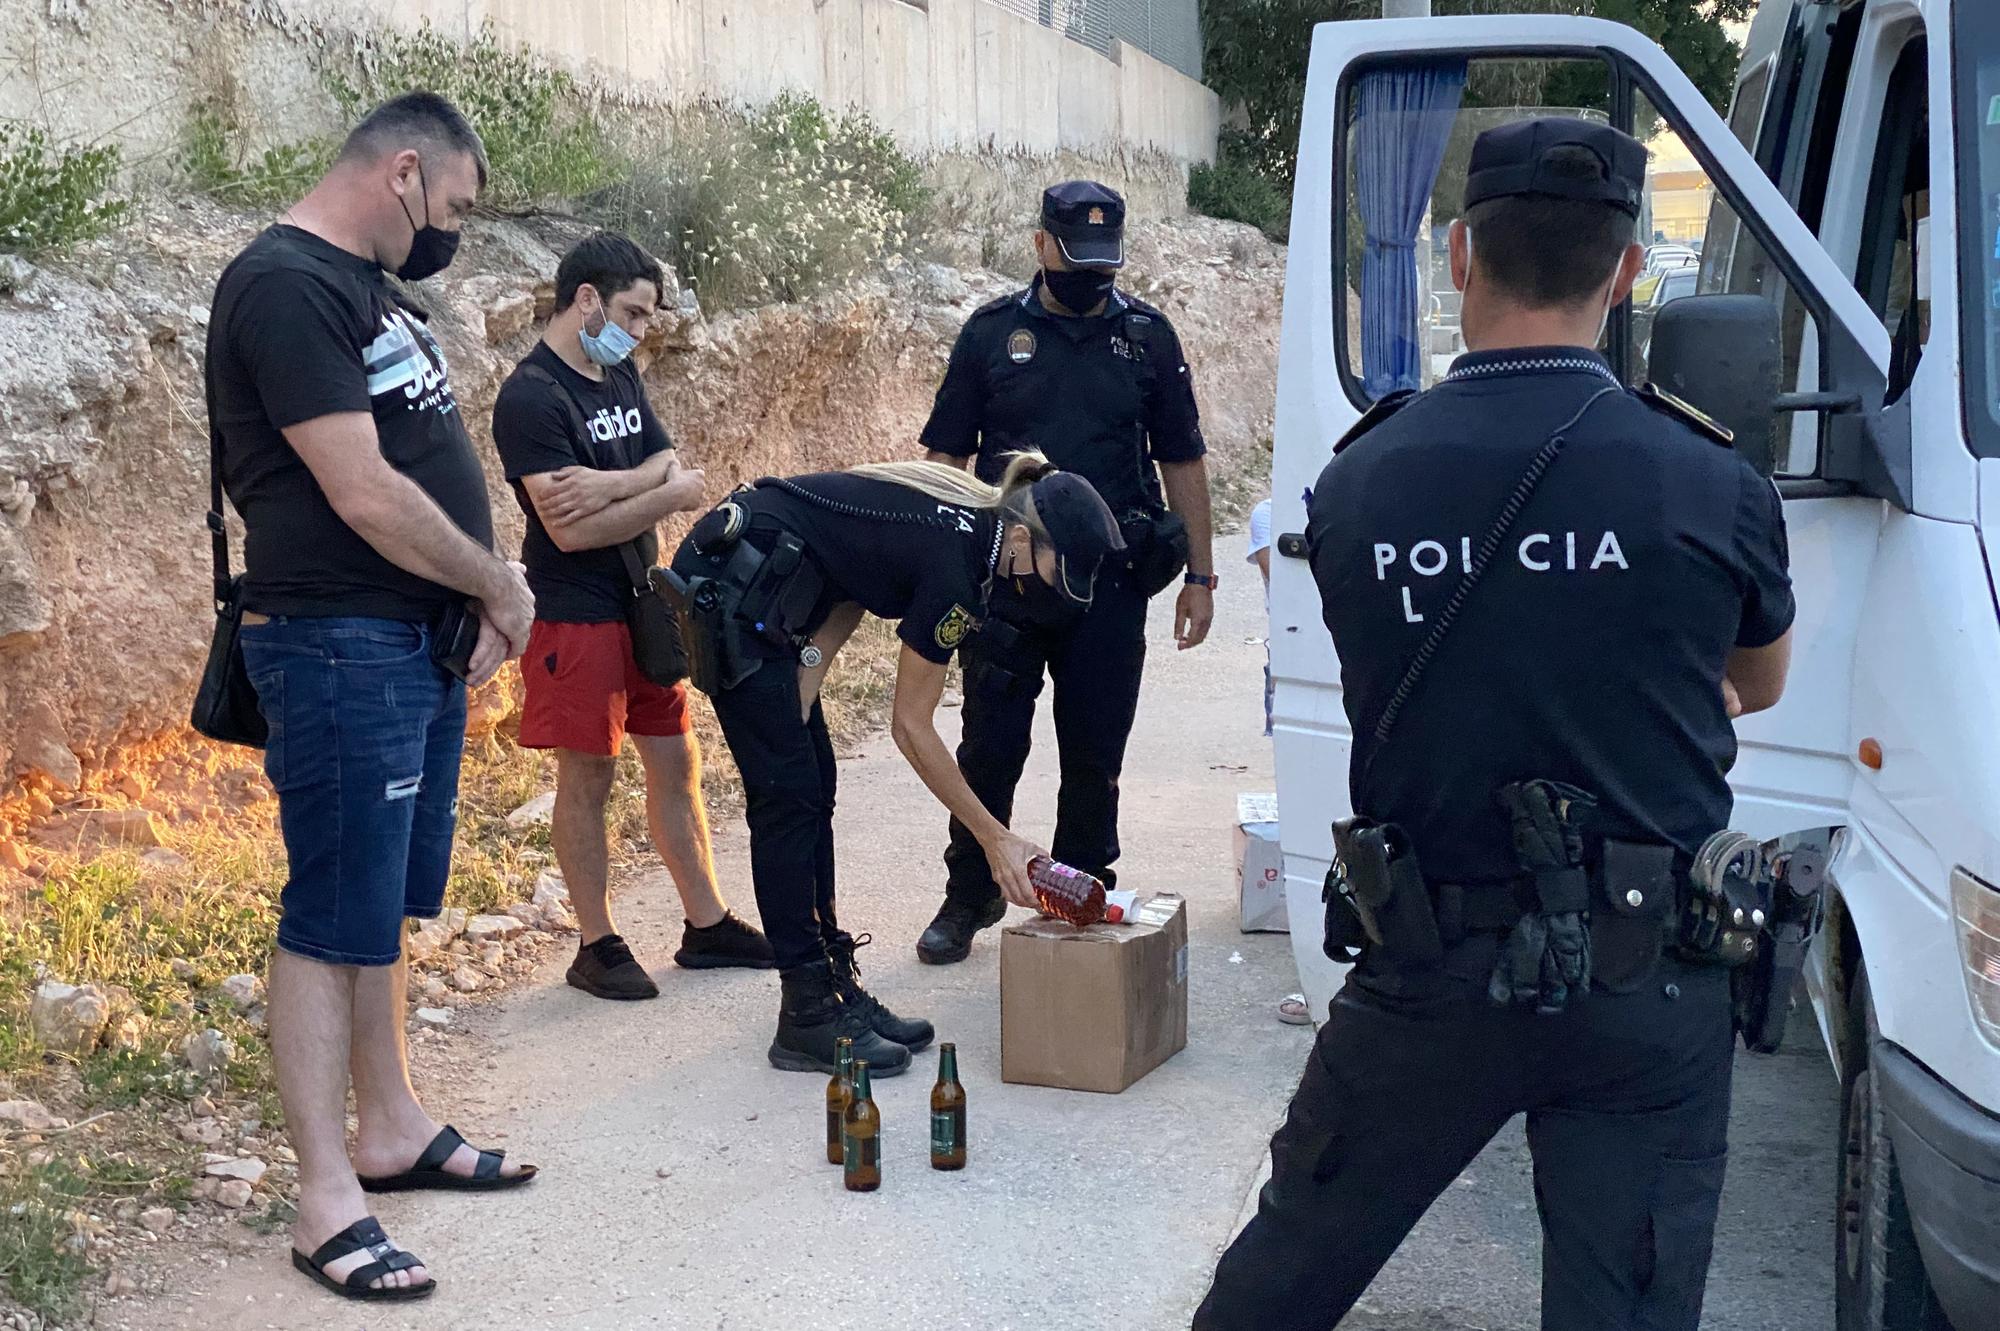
[769,960,910,1077]
[826,934,934,1052]
[916,893,1009,965]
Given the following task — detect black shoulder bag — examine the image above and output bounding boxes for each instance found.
[189,394,270,749]
[518,363,688,687]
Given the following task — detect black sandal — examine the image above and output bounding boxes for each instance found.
[291,1216,435,1302]
[358,1124,539,1194]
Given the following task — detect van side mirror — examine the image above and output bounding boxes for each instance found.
[1647,295,1783,477]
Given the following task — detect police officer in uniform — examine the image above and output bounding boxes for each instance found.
[916,181,1217,965]
[1192,120,1796,1330]
[667,455,1126,1075]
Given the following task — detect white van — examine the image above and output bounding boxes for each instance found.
[1267,7,1999,1330]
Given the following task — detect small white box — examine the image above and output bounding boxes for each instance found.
[1234,792,1288,934]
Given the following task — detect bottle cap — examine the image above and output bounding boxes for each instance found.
[1105,904,1125,923]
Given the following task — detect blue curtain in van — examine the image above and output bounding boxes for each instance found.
[1356,61,1468,398]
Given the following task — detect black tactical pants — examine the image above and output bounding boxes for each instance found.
[942,569,1149,900]
[709,653,849,972]
[1194,948,1736,1331]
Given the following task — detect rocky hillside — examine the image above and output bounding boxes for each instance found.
[0,200,1280,837]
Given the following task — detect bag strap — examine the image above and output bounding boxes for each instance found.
[204,373,233,605]
[1364,386,1622,765]
[517,361,655,594]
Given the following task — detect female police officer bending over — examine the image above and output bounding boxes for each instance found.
[668,453,1124,1075]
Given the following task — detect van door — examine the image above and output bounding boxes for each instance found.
[1270,14,1894,1018]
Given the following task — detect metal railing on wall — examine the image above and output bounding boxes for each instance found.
[980,0,1203,81]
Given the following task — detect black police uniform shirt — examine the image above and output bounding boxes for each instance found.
[1306,349,1795,883]
[491,341,674,623]
[208,225,494,621]
[920,275,1206,515]
[738,474,997,666]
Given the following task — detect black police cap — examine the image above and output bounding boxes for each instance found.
[1041,180,1126,269]
[1028,472,1125,604]
[1463,118,1647,218]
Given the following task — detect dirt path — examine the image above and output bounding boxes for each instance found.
[127,545,1301,1331]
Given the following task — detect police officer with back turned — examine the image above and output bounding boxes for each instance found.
[1192,119,1796,1331]
[917,180,1216,965]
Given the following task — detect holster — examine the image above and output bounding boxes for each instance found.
[1327,818,1442,967]
[1733,841,1829,1053]
[1117,507,1190,598]
[961,617,1044,701]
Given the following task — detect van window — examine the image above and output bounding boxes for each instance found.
[1335,56,1614,400]
[1958,3,2000,457]
[1631,88,1806,475]
[1855,39,1930,404]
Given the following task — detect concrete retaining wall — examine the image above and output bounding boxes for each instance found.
[10,0,1215,170]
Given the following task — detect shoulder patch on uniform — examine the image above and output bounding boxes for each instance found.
[934,604,976,651]
[1636,383,1734,448]
[1331,389,1418,456]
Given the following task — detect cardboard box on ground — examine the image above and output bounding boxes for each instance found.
[1000,894,1188,1094]
[1236,792,1287,934]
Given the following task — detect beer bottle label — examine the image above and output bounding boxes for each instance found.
[843,1132,879,1176]
[931,1110,958,1156]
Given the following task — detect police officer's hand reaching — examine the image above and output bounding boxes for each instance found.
[986,830,1049,910]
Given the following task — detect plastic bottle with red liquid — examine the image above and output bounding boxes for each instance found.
[1029,856,1107,926]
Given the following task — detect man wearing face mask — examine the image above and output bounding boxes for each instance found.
[1191,119,1794,1331]
[207,92,537,1301]
[916,180,1216,965]
[492,232,772,999]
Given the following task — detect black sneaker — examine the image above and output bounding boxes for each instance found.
[566,935,660,1001]
[915,895,1010,966]
[673,912,777,970]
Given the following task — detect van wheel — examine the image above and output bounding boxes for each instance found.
[1835,970,1954,1331]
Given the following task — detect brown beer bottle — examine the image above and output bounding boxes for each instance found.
[930,1043,967,1171]
[825,1036,855,1165]
[842,1060,881,1192]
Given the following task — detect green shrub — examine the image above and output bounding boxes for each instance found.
[0,126,126,256]
[180,99,333,208]
[0,1156,95,1322]
[1188,132,1291,241]
[326,22,621,212]
[589,95,924,312]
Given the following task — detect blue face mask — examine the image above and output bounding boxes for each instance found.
[579,297,639,367]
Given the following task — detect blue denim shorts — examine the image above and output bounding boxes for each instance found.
[239,615,466,967]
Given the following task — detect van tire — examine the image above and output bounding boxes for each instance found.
[1835,969,1954,1331]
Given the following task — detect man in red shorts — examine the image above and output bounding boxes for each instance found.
[492,232,772,998]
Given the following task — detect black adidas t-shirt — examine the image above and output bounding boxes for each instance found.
[735,474,998,665]
[491,342,674,623]
[207,226,494,620]
[1306,349,1795,882]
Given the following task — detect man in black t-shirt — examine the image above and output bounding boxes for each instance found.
[492,233,770,999]
[1195,121,1795,1331]
[915,181,1218,965]
[208,93,535,1300]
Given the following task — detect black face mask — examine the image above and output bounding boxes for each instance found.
[996,540,1087,629]
[395,160,461,282]
[1043,265,1115,315]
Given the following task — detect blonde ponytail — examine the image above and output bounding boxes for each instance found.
[848,449,1058,523]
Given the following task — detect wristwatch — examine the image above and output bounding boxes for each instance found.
[1185,572,1219,591]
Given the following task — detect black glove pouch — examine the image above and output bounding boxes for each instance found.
[1590,840,1678,993]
